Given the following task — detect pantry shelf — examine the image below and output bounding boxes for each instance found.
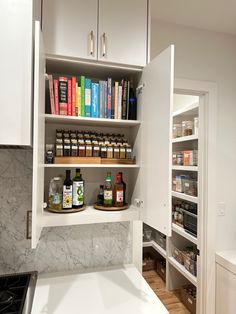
[172,134,198,143]
[143,240,167,259]
[41,205,140,227]
[168,257,197,286]
[44,114,141,128]
[172,191,198,204]
[172,223,198,245]
[173,102,199,118]
[44,164,140,168]
[172,165,198,172]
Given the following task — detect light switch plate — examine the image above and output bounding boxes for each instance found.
[217,202,226,216]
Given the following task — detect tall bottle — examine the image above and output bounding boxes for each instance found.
[72,168,84,208]
[113,173,124,207]
[63,170,73,209]
[119,172,126,205]
[128,82,137,120]
[104,172,113,207]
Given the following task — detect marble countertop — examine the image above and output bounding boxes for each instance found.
[31,264,169,314]
[216,250,236,275]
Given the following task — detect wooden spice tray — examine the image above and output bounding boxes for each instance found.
[54,157,136,165]
[94,203,129,211]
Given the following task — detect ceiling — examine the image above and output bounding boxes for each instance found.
[150,0,236,35]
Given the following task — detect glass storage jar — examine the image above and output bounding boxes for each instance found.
[182,121,193,136]
[173,124,182,138]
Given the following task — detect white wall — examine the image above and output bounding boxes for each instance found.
[151,20,236,251]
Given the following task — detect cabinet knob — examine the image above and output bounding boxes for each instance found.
[102,32,106,57]
[90,30,94,56]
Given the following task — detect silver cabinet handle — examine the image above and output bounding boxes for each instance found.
[102,32,106,57]
[90,30,94,55]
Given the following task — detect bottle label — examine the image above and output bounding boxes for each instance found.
[116,191,123,203]
[53,193,62,205]
[104,190,113,204]
[63,185,72,208]
[73,181,84,206]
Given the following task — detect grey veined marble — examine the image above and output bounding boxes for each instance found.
[0,149,132,274]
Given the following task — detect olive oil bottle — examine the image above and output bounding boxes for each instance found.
[72,168,84,208]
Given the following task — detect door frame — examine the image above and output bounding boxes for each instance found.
[174,78,217,314]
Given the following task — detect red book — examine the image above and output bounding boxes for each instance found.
[53,79,59,115]
[72,76,77,116]
[59,76,68,115]
[67,79,72,116]
[48,74,55,114]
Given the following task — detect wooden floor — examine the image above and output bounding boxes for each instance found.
[143,270,191,314]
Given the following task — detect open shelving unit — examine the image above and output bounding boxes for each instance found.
[143,240,167,259]
[171,191,198,204]
[172,223,197,245]
[168,257,197,286]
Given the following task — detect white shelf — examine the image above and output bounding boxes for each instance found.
[143,240,167,259]
[173,102,199,117]
[168,257,197,286]
[172,134,198,143]
[45,114,141,128]
[172,223,198,245]
[41,205,140,227]
[172,165,198,172]
[44,163,140,168]
[172,191,198,204]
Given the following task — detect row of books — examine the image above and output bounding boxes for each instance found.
[47,74,137,120]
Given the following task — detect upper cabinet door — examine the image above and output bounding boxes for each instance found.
[0,0,33,145]
[32,21,45,249]
[140,45,174,236]
[42,0,98,60]
[98,0,147,66]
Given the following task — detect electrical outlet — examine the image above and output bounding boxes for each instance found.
[217,202,226,216]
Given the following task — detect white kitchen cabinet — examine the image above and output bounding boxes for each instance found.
[42,0,148,66]
[0,0,34,145]
[98,0,147,66]
[32,22,174,248]
[42,0,98,60]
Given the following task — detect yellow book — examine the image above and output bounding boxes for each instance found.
[77,86,81,117]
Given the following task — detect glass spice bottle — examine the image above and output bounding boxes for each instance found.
[56,138,63,157]
[107,143,113,159]
[119,143,126,159]
[63,138,71,156]
[113,143,120,159]
[125,144,132,159]
[78,139,86,157]
[71,138,78,157]
[100,143,107,158]
[93,140,100,157]
[56,129,63,139]
[85,140,93,157]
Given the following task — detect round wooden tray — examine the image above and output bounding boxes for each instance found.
[47,205,86,214]
[94,203,129,211]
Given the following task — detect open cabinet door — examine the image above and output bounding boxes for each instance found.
[140,45,174,236]
[32,21,45,248]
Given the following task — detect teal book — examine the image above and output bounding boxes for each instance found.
[85,78,91,117]
[80,76,85,117]
[91,83,99,118]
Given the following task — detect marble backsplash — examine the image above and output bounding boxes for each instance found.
[0,149,132,274]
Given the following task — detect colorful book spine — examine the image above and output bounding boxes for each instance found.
[77,86,81,116]
[58,76,68,115]
[48,75,55,114]
[126,81,130,119]
[104,81,108,119]
[67,79,72,116]
[91,83,99,118]
[111,86,115,119]
[85,78,91,117]
[107,78,112,119]
[122,80,128,119]
[80,76,85,117]
[76,82,78,116]
[118,85,122,119]
[53,79,59,115]
[114,81,119,119]
[71,76,77,116]
[99,81,104,118]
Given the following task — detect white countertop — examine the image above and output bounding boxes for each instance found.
[32,264,168,314]
[216,250,236,275]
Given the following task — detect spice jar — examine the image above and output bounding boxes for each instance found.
[78,139,86,157]
[173,124,182,138]
[125,144,132,159]
[182,121,193,136]
[119,144,126,159]
[56,138,63,157]
[85,140,93,157]
[56,129,63,139]
[107,143,113,158]
[63,138,71,156]
[93,141,100,157]
[71,138,78,157]
[113,144,120,159]
[100,143,107,158]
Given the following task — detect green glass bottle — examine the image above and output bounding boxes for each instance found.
[72,168,84,208]
[103,172,113,207]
